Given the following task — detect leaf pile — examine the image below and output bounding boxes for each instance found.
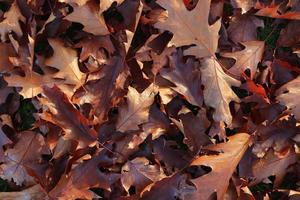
[0,0,299,199]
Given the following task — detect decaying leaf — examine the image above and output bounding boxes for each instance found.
[160,50,203,107]
[276,76,300,120]
[121,157,166,193]
[0,1,25,41]
[201,57,240,125]
[42,85,97,147]
[0,0,299,198]
[116,84,158,132]
[45,39,84,86]
[222,41,265,78]
[155,0,221,57]
[64,1,109,35]
[186,133,251,200]
[0,131,48,186]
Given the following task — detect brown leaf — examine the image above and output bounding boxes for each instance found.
[174,110,211,153]
[116,84,157,132]
[221,41,265,79]
[140,174,195,200]
[251,149,299,186]
[277,21,300,47]
[75,35,115,62]
[45,39,84,86]
[0,131,49,186]
[42,85,97,147]
[0,1,25,41]
[276,76,300,120]
[255,2,300,20]
[0,184,47,200]
[0,126,12,160]
[49,154,117,199]
[155,0,221,57]
[0,42,15,72]
[201,57,240,125]
[160,50,203,107]
[74,56,128,122]
[186,133,250,200]
[121,157,166,193]
[64,1,109,35]
[227,15,264,44]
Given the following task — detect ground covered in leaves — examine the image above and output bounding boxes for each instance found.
[0,0,299,199]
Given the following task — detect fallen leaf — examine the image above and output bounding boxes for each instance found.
[201,57,240,125]
[155,0,221,57]
[186,133,250,200]
[227,15,264,44]
[65,1,109,35]
[121,157,166,193]
[160,50,203,107]
[42,85,97,147]
[45,39,84,86]
[116,84,157,132]
[276,76,300,120]
[251,149,299,186]
[49,154,117,200]
[0,131,48,186]
[222,41,265,79]
[140,174,195,200]
[0,184,47,200]
[74,56,128,122]
[0,1,25,41]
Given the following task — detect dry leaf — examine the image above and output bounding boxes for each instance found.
[116,84,158,132]
[160,50,203,107]
[186,133,250,200]
[121,157,166,193]
[276,76,300,120]
[0,131,48,186]
[0,1,25,41]
[45,39,84,86]
[42,85,97,147]
[222,41,265,79]
[65,2,109,35]
[201,57,240,125]
[155,0,221,57]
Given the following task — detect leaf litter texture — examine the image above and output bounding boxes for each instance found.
[0,0,299,200]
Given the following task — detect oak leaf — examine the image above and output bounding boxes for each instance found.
[186,133,250,200]
[201,57,240,125]
[116,84,158,132]
[0,1,25,41]
[140,174,195,200]
[121,157,166,193]
[155,0,221,57]
[251,149,299,186]
[42,85,97,147]
[74,56,128,122]
[221,41,265,79]
[49,154,116,200]
[276,76,300,120]
[45,39,84,86]
[160,50,203,107]
[64,2,109,35]
[227,15,264,44]
[0,131,48,186]
[255,2,300,20]
[174,110,211,153]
